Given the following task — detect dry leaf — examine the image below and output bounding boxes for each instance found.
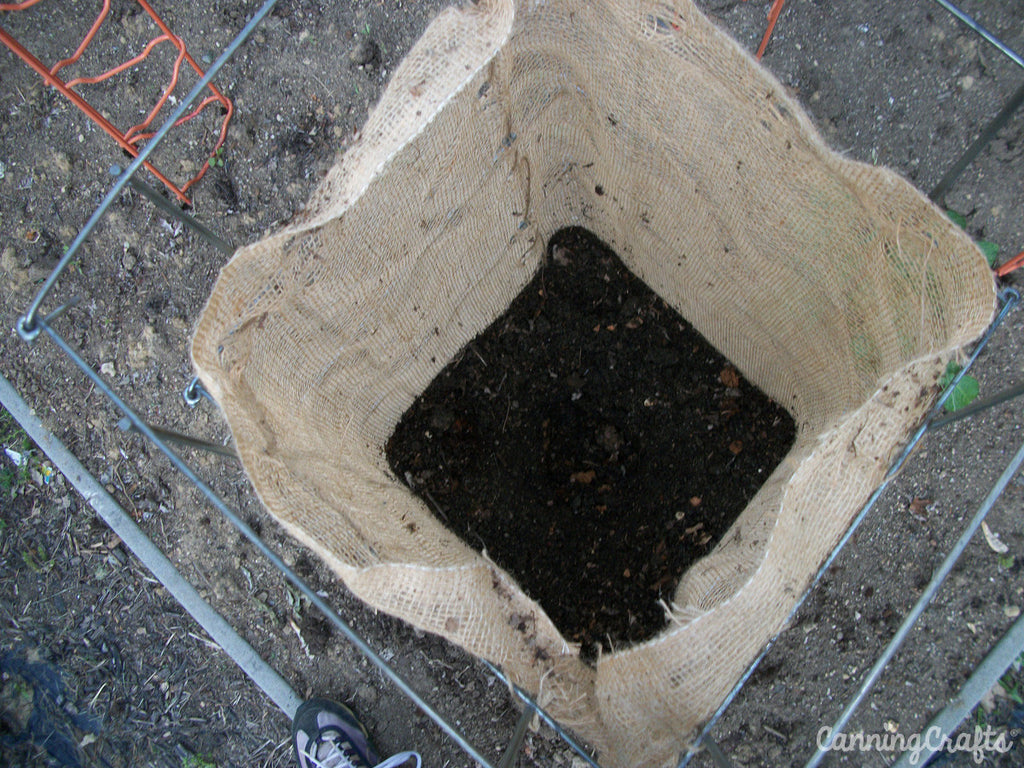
[570,469,596,484]
[980,684,999,713]
[982,521,1009,554]
[719,366,741,388]
[908,497,932,520]
[729,439,743,455]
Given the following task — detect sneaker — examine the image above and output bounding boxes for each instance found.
[292,698,421,768]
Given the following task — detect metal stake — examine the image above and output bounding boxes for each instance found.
[928,380,1024,431]
[112,164,235,255]
[497,704,536,768]
[891,609,1024,768]
[37,317,498,768]
[704,738,739,768]
[116,416,238,459]
[805,435,1024,768]
[930,78,1024,204]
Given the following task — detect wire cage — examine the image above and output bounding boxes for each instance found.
[1,1,1022,766]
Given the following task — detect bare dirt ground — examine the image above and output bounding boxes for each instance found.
[0,1,1022,767]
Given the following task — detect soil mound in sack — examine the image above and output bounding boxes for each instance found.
[386,227,797,660]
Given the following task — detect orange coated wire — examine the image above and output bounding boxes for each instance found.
[50,0,111,76]
[756,0,786,60]
[0,0,233,204]
[0,1,45,11]
[52,1,233,190]
[996,250,1024,278]
[123,41,188,144]
[0,21,192,202]
[64,32,173,88]
[130,93,221,146]
[126,0,234,195]
[132,0,234,185]
[742,0,787,60]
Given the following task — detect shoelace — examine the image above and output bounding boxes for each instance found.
[374,752,422,768]
[304,735,422,768]
[304,732,359,768]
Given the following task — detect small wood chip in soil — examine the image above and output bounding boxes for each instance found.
[387,228,795,661]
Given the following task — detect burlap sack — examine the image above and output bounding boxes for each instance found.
[192,1,996,764]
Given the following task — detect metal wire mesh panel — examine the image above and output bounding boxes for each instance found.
[0,1,1021,766]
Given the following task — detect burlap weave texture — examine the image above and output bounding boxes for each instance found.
[193,1,996,764]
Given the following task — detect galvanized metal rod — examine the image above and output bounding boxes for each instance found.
[703,738,739,768]
[482,660,603,768]
[928,380,1024,431]
[497,704,535,768]
[805,434,1024,768]
[16,0,278,340]
[111,164,235,255]
[929,78,1024,204]
[677,289,1019,767]
[929,0,1024,70]
[891,608,1024,768]
[928,0,1024,201]
[0,371,303,718]
[116,416,239,459]
[36,318,497,768]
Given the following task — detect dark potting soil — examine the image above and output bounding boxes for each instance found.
[386,229,795,659]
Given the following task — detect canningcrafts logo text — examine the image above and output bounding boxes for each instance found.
[817,724,1016,765]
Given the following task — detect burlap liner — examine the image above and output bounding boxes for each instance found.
[193,1,995,765]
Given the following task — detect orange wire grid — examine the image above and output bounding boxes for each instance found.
[0,0,233,204]
[742,0,786,60]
